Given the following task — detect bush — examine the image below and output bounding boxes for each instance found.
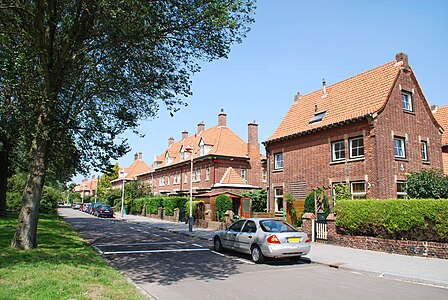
[240,189,267,212]
[304,190,330,217]
[40,186,62,213]
[215,194,232,221]
[129,197,146,214]
[144,197,163,215]
[184,200,203,220]
[407,169,448,199]
[164,197,188,217]
[335,199,448,242]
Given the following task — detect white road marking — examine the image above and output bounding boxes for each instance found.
[96,241,178,247]
[176,241,187,244]
[210,251,254,264]
[153,234,160,237]
[163,237,171,240]
[211,251,225,257]
[192,243,202,248]
[130,226,135,230]
[103,248,210,255]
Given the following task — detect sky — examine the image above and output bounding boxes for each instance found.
[73,0,448,184]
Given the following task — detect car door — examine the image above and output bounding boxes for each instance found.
[236,220,257,254]
[222,220,246,250]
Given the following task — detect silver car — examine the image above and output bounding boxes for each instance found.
[213,218,311,263]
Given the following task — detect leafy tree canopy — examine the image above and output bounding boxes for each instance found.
[406,169,448,199]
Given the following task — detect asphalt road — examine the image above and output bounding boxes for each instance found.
[60,208,448,300]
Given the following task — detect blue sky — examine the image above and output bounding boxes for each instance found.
[73,0,448,183]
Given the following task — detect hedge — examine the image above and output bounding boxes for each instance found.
[144,197,164,215]
[163,197,188,216]
[335,199,448,242]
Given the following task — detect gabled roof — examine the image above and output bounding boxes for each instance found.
[111,158,150,183]
[152,125,249,170]
[265,59,404,143]
[433,105,448,145]
[220,167,246,185]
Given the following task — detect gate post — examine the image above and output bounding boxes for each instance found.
[326,213,336,241]
[301,213,316,241]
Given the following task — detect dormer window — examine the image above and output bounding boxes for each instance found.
[165,152,173,165]
[309,111,326,124]
[180,146,190,161]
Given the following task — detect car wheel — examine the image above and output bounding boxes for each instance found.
[213,237,223,252]
[251,245,264,263]
[288,256,301,263]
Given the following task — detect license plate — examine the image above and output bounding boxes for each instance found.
[104,210,109,212]
[288,237,301,243]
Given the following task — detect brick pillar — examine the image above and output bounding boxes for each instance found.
[158,207,164,220]
[174,208,179,222]
[326,213,336,241]
[301,213,316,239]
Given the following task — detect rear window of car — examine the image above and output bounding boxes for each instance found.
[259,220,297,233]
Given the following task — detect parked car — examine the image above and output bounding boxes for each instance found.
[213,218,311,263]
[95,205,114,218]
[71,202,82,209]
[82,203,92,213]
[91,202,105,215]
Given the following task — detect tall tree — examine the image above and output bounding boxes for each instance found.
[0,0,255,249]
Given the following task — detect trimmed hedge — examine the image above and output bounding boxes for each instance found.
[335,199,448,242]
[164,197,188,217]
[125,196,190,217]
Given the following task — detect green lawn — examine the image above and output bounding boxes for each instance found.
[0,213,148,300]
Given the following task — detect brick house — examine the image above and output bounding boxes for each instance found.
[263,53,443,213]
[111,152,151,189]
[73,175,98,200]
[432,105,448,175]
[136,111,267,217]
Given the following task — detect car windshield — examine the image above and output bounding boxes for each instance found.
[259,220,297,233]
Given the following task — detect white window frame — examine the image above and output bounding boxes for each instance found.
[394,137,406,158]
[331,140,345,161]
[166,175,170,186]
[274,187,284,212]
[184,172,187,184]
[195,168,201,182]
[349,137,364,159]
[274,153,283,170]
[241,168,247,181]
[350,181,366,199]
[205,166,210,181]
[397,181,407,199]
[262,169,267,182]
[402,91,413,112]
[421,141,428,161]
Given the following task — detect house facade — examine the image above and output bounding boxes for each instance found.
[432,105,448,175]
[111,152,150,189]
[136,111,267,217]
[263,53,443,213]
[73,176,98,199]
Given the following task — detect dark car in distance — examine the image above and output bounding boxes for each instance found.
[91,202,106,215]
[95,205,114,218]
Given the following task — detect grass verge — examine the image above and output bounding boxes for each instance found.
[0,213,148,300]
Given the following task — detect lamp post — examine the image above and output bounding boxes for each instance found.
[121,179,126,218]
[81,184,86,203]
[185,145,194,232]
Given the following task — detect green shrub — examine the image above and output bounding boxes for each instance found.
[407,169,448,199]
[215,194,232,221]
[240,189,267,212]
[40,186,61,213]
[335,199,448,242]
[184,200,203,220]
[144,197,164,215]
[304,190,330,217]
[129,197,146,214]
[6,192,22,211]
[163,196,188,216]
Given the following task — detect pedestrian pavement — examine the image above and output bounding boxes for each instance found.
[115,213,448,289]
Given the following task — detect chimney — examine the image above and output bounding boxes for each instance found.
[182,130,188,140]
[248,121,259,152]
[197,122,205,134]
[431,105,439,113]
[168,137,174,147]
[138,152,142,160]
[322,78,327,98]
[294,92,301,103]
[134,152,138,161]
[396,52,409,68]
[218,109,227,127]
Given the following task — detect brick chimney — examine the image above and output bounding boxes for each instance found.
[396,52,409,68]
[168,137,174,147]
[218,109,227,127]
[248,121,259,151]
[294,92,301,103]
[182,130,188,140]
[134,152,138,161]
[138,152,142,160]
[197,122,205,134]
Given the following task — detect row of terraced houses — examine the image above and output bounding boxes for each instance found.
[76,53,448,218]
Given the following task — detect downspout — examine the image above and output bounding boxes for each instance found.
[265,145,271,213]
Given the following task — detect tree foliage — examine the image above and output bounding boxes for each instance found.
[406,169,448,199]
[0,0,255,249]
[240,189,267,212]
[304,189,331,217]
[215,194,232,221]
[334,183,351,202]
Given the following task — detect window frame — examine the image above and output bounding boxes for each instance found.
[205,166,210,181]
[274,152,283,170]
[331,140,346,161]
[401,91,414,112]
[274,187,284,212]
[350,181,366,199]
[394,136,406,159]
[241,168,247,181]
[349,136,365,159]
[397,181,407,199]
[421,140,429,161]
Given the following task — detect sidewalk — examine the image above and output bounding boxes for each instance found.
[116,213,448,288]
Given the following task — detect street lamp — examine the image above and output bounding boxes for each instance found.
[185,144,194,232]
[121,179,126,218]
[81,184,86,203]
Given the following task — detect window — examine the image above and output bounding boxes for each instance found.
[274,187,284,212]
[199,139,205,156]
[166,176,170,185]
[205,167,210,181]
[350,181,366,199]
[332,140,345,161]
[421,141,428,161]
[262,169,267,182]
[349,137,364,158]
[192,170,196,182]
[402,91,413,112]
[228,220,245,232]
[397,181,407,199]
[242,220,257,233]
[309,111,327,124]
[195,168,201,181]
[394,137,406,158]
[241,168,247,181]
[184,172,187,184]
[274,153,283,170]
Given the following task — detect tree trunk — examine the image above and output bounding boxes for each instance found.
[11,130,49,250]
[0,145,8,218]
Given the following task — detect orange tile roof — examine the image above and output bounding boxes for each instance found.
[266,60,403,142]
[433,105,448,145]
[153,125,250,170]
[220,167,246,185]
[112,158,150,182]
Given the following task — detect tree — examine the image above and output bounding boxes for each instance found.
[0,1,255,249]
[215,194,232,221]
[240,189,267,212]
[97,163,120,197]
[406,169,448,199]
[304,189,331,217]
[334,183,351,202]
